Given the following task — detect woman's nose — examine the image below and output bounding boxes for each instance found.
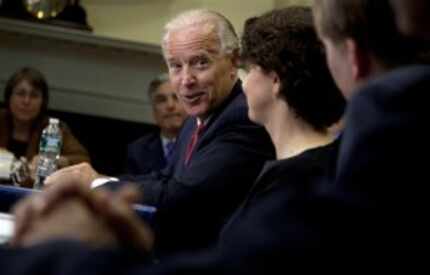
[166,97,176,109]
[22,94,32,104]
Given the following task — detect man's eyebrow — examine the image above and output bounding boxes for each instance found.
[190,54,210,61]
[166,57,178,63]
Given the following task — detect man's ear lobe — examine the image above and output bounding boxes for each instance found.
[232,49,241,65]
[345,38,371,80]
[229,49,241,79]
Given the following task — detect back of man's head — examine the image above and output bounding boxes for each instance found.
[161,9,239,56]
[390,0,430,41]
[313,0,418,69]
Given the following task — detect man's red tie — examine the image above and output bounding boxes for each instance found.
[185,122,205,165]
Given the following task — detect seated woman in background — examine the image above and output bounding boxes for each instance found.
[0,67,90,187]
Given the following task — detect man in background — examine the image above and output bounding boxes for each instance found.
[126,74,186,175]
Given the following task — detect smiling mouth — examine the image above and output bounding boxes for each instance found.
[164,113,183,119]
[182,92,205,104]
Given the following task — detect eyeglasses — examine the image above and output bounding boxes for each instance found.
[12,89,43,100]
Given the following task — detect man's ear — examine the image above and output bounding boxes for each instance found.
[230,49,241,79]
[345,38,371,81]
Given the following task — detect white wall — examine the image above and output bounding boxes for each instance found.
[0,18,165,123]
[81,0,310,45]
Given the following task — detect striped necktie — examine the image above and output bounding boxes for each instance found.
[184,123,205,165]
[165,141,175,164]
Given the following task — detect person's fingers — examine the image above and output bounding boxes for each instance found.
[44,162,94,186]
[75,187,153,251]
[89,189,113,215]
[57,156,70,168]
[13,176,94,244]
[115,185,142,205]
[105,190,154,251]
[10,195,46,246]
[41,179,93,214]
[43,171,69,187]
[17,198,119,248]
[88,185,141,216]
[43,164,81,186]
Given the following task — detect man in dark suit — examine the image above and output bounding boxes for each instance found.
[42,9,275,256]
[126,74,186,175]
[127,133,167,175]
[314,0,429,257]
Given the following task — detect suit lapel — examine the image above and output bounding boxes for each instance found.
[145,133,166,168]
[190,81,243,155]
[175,81,243,170]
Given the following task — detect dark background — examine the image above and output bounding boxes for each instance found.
[50,109,157,176]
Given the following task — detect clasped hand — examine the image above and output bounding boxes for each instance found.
[10,179,154,253]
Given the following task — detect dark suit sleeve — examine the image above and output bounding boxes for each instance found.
[126,143,139,175]
[126,141,154,175]
[145,124,271,205]
[125,134,167,176]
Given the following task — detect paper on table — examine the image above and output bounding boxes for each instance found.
[0,150,14,179]
[0,212,14,244]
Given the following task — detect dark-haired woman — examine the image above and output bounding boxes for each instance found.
[0,67,90,187]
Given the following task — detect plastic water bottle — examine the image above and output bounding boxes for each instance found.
[34,118,63,190]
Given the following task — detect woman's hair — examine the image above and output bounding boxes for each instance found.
[240,6,345,132]
[4,67,49,119]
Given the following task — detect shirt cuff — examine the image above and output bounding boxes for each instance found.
[91,177,118,189]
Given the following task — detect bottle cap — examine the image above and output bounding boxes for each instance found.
[49,118,60,124]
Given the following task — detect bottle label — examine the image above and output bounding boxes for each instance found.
[46,137,60,147]
[42,137,62,153]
